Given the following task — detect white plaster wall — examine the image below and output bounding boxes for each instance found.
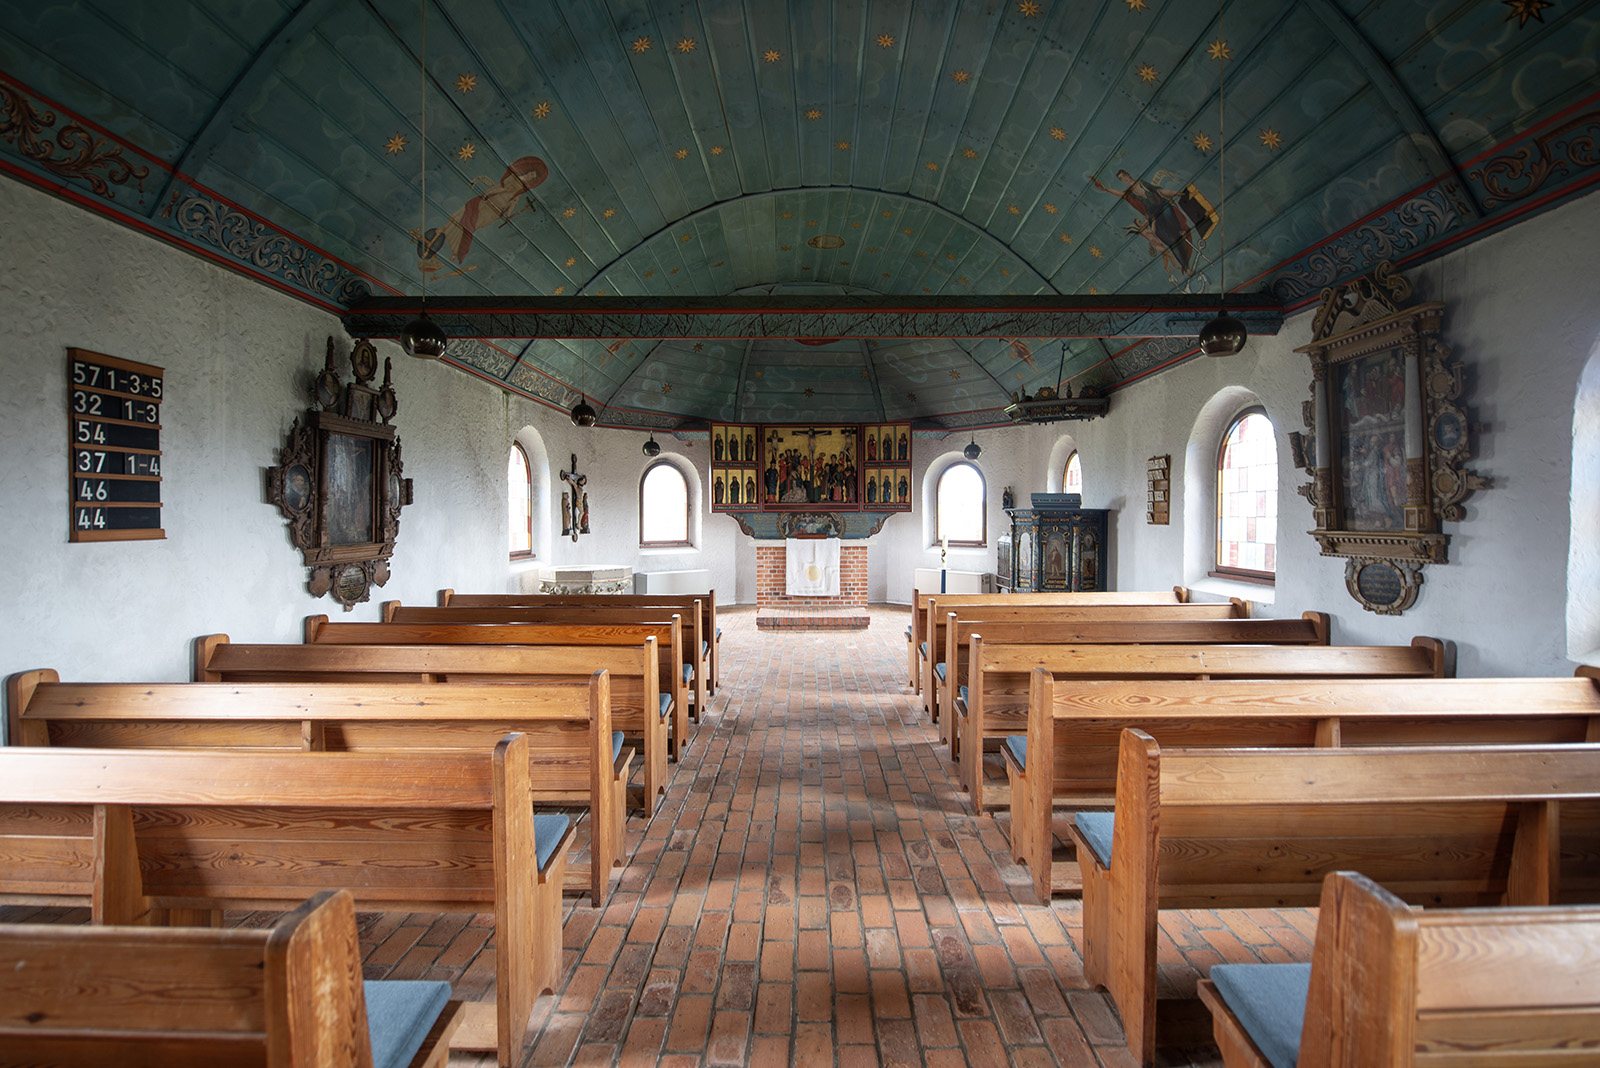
[1014,190,1600,677]
[0,179,526,719]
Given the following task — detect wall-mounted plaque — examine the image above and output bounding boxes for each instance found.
[68,348,164,542]
[268,337,411,610]
[1146,455,1170,525]
[1293,262,1487,614]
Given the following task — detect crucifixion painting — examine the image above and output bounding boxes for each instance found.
[763,425,858,507]
[559,452,589,542]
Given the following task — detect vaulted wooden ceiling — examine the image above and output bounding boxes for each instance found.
[3,0,1595,429]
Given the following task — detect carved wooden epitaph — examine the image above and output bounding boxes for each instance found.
[268,337,411,610]
[1292,263,1486,613]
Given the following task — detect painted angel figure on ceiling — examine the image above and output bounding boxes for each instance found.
[1090,169,1217,279]
[417,155,548,269]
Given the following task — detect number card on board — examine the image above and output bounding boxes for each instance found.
[67,347,164,542]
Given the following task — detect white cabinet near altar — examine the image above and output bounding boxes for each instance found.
[912,568,993,594]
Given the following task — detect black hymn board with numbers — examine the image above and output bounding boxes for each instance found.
[68,348,164,541]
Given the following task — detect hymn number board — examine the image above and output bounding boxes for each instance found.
[68,348,164,542]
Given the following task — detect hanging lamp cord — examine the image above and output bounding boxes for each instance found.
[419,0,428,307]
[1217,0,1227,300]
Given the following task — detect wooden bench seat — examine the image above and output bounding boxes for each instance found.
[907,587,1194,697]
[1073,730,1600,1065]
[0,888,464,1068]
[387,602,709,723]
[966,635,1446,811]
[0,737,564,1067]
[1199,870,1600,1068]
[9,666,626,903]
[303,616,685,804]
[440,589,722,696]
[928,600,1264,733]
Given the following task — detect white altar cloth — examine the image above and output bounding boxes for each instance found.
[785,537,840,596]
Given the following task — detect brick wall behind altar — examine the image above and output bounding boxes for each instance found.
[755,545,869,608]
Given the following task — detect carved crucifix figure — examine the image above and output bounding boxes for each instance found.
[796,426,833,502]
[559,452,589,542]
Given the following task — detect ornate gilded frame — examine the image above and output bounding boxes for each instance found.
[268,337,411,610]
[1290,262,1486,614]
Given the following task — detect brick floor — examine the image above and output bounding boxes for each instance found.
[2,604,1315,1066]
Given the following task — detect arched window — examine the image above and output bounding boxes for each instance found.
[1214,408,1277,581]
[936,461,987,547]
[1063,451,1083,496]
[640,462,691,547]
[508,443,533,559]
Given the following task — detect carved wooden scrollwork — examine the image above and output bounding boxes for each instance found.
[1295,262,1487,614]
[268,337,412,611]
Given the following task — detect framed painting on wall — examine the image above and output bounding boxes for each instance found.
[760,424,860,510]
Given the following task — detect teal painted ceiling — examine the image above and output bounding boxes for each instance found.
[2,0,1597,428]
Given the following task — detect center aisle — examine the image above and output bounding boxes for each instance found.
[470,605,1311,1067]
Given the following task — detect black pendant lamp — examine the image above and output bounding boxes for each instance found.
[569,396,597,427]
[403,0,446,359]
[1199,0,1246,358]
[963,435,982,460]
[642,433,662,456]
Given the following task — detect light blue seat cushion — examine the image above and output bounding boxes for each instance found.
[365,979,451,1068]
[1073,811,1115,868]
[934,662,947,682]
[919,641,927,658]
[958,685,969,706]
[904,625,912,639]
[1002,735,1026,770]
[701,640,710,659]
[716,626,722,639]
[612,730,624,761]
[1208,963,1311,1068]
[681,663,694,684]
[658,693,672,720]
[533,813,570,873]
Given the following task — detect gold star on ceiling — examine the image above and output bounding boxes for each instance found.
[867,246,879,252]
[384,133,407,154]
[1088,286,1101,295]
[902,228,915,235]
[806,220,817,227]
[949,370,961,379]
[562,206,577,217]
[882,210,894,216]
[861,369,870,378]
[922,286,931,293]
[603,208,615,217]
[1050,126,1066,141]
[553,285,565,295]
[595,289,606,296]
[1089,245,1103,258]
[952,69,971,83]
[1059,232,1072,242]
[877,33,895,47]
[1007,204,1020,215]
[456,73,477,93]
[805,108,822,120]
[780,244,792,251]
[754,369,764,377]
[781,211,793,218]
[693,343,704,351]
[960,276,969,283]
[674,148,689,159]
[1044,202,1057,214]
[713,260,724,267]
[1019,0,1042,16]
[946,252,956,260]
[907,392,916,401]
[915,250,927,257]
[677,37,697,53]
[836,141,851,150]
[1259,127,1284,150]
[850,222,862,228]
[710,145,724,155]
[565,256,576,267]
[1137,63,1159,84]
[1193,131,1213,153]
[925,161,939,170]
[804,388,815,397]
[763,48,782,63]
[661,383,672,393]
[962,147,978,159]
[631,36,651,54]
[1504,0,1554,26]
[457,143,476,161]
[669,267,679,274]
[679,234,692,242]
[1124,0,1147,10]
[1000,267,1010,275]
[533,101,551,119]
[1208,38,1231,61]
[644,269,655,277]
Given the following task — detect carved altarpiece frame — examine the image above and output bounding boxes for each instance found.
[268,337,412,610]
[1291,262,1486,614]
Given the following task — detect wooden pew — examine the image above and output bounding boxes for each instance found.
[961,633,1442,806]
[1072,730,1600,1065]
[304,615,686,794]
[928,600,1261,732]
[1199,870,1600,1068]
[1007,670,1600,904]
[10,666,624,903]
[0,888,465,1068]
[439,588,722,697]
[193,633,656,821]
[909,587,1194,700]
[390,601,709,724]
[0,737,566,1067]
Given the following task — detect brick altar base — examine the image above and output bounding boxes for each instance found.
[754,543,870,631]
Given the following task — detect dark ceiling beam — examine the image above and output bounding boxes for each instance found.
[344,294,1283,340]
[151,0,339,210]
[1302,0,1482,219]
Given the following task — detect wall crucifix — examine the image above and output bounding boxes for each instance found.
[559,452,589,542]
